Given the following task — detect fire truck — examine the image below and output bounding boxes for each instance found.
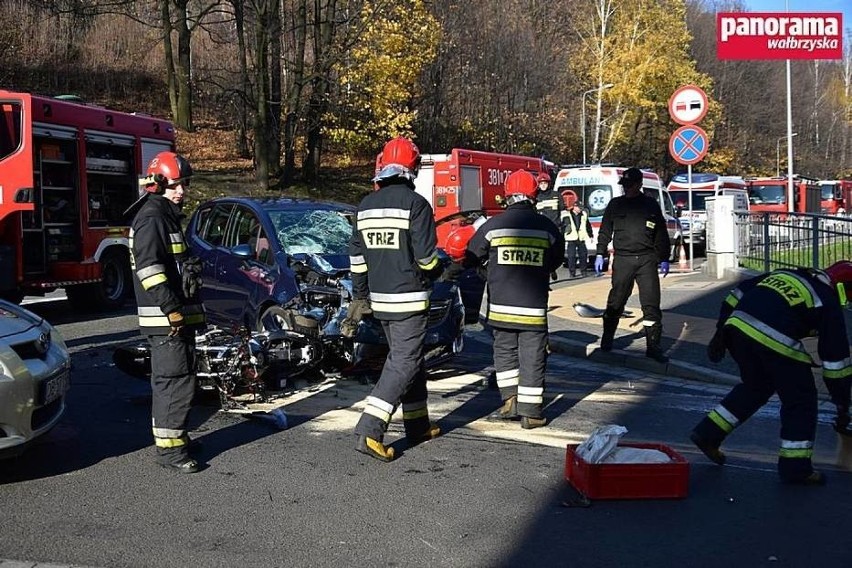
[376,148,548,247]
[816,179,850,215]
[746,175,821,215]
[0,90,175,308]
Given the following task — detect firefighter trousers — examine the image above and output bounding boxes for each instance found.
[148,332,196,464]
[604,253,662,324]
[693,327,817,481]
[493,327,548,418]
[355,313,431,441]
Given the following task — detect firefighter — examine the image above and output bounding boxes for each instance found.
[348,137,442,462]
[594,167,671,363]
[563,200,593,277]
[534,172,563,230]
[129,151,206,473]
[466,170,565,428]
[690,262,852,485]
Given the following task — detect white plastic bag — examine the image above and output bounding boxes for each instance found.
[601,447,671,464]
[575,425,628,464]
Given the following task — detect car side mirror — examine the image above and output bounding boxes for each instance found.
[232,243,253,258]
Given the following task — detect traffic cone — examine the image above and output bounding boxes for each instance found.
[678,243,688,270]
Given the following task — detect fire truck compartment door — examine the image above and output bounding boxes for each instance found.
[140,138,175,176]
[459,166,481,212]
[85,131,134,146]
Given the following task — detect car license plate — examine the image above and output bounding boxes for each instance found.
[40,369,70,406]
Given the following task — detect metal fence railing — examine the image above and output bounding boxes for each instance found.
[734,212,852,272]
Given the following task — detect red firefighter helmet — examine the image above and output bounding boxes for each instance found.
[824,260,852,305]
[373,137,421,184]
[537,172,551,184]
[444,224,477,262]
[144,151,192,194]
[504,170,538,202]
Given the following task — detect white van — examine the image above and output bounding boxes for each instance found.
[554,165,682,260]
[667,173,748,251]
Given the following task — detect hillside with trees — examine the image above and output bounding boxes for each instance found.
[3,0,850,193]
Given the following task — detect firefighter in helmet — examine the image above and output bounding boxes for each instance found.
[465,170,565,428]
[348,136,443,462]
[129,151,206,473]
[691,261,852,485]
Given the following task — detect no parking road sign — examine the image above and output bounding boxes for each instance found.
[669,125,708,165]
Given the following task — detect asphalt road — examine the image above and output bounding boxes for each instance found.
[1,296,851,567]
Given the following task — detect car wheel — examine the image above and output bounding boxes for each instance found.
[258,305,290,332]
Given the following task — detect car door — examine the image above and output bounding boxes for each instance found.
[213,205,268,326]
[192,202,234,328]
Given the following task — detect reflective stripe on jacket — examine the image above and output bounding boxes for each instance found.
[130,194,206,335]
[467,202,564,331]
[348,182,439,320]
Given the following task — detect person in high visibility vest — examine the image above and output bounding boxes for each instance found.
[562,201,593,278]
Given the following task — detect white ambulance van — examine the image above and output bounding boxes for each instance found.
[667,173,748,252]
[554,165,682,262]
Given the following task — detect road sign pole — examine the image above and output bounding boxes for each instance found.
[688,164,693,271]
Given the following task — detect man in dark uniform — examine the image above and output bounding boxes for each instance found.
[594,167,671,362]
[466,170,565,428]
[534,172,563,231]
[130,151,206,473]
[563,200,594,277]
[691,262,852,485]
[348,136,442,462]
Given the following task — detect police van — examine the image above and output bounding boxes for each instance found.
[553,165,683,261]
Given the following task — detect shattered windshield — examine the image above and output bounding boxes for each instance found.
[268,208,353,255]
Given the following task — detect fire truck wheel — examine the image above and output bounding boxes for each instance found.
[67,249,131,311]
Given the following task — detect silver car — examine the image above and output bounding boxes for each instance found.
[0,300,71,458]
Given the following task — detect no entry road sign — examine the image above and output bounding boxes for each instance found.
[668,85,708,125]
[669,125,708,165]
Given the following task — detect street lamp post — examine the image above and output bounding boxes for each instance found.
[775,132,798,178]
[581,83,614,164]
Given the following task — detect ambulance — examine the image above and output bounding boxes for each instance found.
[667,173,748,251]
[553,165,682,261]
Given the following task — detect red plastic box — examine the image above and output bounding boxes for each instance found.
[565,442,689,500]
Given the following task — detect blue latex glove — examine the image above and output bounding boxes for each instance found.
[660,261,670,277]
[594,255,604,275]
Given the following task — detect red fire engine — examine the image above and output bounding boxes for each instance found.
[746,175,821,215]
[386,148,547,247]
[0,90,175,308]
[817,179,850,215]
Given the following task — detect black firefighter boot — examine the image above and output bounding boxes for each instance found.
[600,316,618,352]
[645,323,669,364]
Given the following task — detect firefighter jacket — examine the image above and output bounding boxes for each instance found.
[535,187,564,231]
[467,201,564,331]
[349,181,440,321]
[595,194,670,262]
[563,209,592,242]
[130,194,206,335]
[718,268,852,407]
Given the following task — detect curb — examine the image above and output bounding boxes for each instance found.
[547,335,742,387]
